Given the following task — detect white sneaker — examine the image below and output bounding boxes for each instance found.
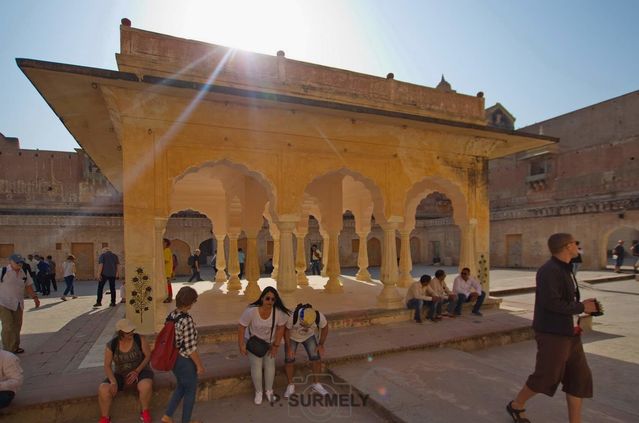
[312,383,329,396]
[254,391,263,405]
[265,390,277,403]
[284,384,295,398]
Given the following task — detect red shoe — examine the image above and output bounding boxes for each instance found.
[140,409,152,423]
[99,417,111,423]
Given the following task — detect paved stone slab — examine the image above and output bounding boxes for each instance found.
[330,347,638,423]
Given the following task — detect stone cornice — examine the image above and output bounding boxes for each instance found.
[491,196,639,221]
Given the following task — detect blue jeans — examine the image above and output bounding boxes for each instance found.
[310,260,321,275]
[454,292,486,314]
[406,299,424,322]
[165,355,198,423]
[285,336,320,362]
[63,275,75,296]
[427,300,442,319]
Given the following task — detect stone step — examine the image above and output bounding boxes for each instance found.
[1,299,508,423]
[196,296,502,345]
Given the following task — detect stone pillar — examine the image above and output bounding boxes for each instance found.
[324,228,344,293]
[215,235,228,282]
[271,236,280,280]
[377,222,403,308]
[276,218,298,306]
[320,229,329,277]
[398,229,414,287]
[244,229,261,302]
[294,229,309,286]
[355,230,372,282]
[226,233,241,292]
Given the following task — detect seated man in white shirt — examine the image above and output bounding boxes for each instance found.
[0,349,23,409]
[284,304,329,398]
[452,267,486,316]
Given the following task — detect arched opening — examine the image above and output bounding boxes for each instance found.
[603,225,639,268]
[170,238,192,276]
[368,237,382,266]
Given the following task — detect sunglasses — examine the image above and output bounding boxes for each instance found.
[263,296,276,302]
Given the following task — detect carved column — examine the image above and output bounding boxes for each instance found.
[214,235,228,282]
[226,233,241,292]
[276,218,298,305]
[398,229,414,287]
[324,228,343,293]
[377,221,403,308]
[243,229,261,302]
[355,230,372,282]
[319,228,329,277]
[271,236,280,280]
[294,229,309,286]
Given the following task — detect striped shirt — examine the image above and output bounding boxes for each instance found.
[168,310,198,358]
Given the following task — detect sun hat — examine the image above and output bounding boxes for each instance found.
[115,318,136,333]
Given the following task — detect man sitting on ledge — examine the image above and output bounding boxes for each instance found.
[405,275,437,323]
[452,267,486,316]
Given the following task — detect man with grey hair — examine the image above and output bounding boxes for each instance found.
[0,254,40,354]
[507,233,598,423]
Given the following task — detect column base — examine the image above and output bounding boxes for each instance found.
[215,269,228,283]
[227,275,242,291]
[243,280,261,302]
[376,285,403,309]
[324,276,344,293]
[296,272,309,286]
[355,268,372,282]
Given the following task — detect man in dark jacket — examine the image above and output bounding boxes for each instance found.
[507,233,598,423]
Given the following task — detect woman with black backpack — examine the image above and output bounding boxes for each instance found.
[97,318,154,423]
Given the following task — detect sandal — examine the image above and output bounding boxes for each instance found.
[506,401,530,423]
[14,348,25,354]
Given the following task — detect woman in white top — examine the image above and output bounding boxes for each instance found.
[61,255,77,301]
[238,287,290,405]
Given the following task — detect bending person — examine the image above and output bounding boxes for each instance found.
[284,304,329,398]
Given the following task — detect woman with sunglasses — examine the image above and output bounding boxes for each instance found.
[238,286,290,404]
[97,318,154,423]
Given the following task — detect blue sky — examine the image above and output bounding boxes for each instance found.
[1,0,638,151]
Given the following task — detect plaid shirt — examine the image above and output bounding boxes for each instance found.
[169,310,198,358]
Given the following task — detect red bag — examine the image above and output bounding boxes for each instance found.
[151,314,183,371]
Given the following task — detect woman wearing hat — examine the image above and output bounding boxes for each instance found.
[61,255,77,301]
[97,319,154,423]
[238,286,290,405]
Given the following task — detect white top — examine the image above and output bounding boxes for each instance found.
[239,306,288,342]
[285,310,328,342]
[62,260,76,277]
[0,350,23,392]
[452,275,482,297]
[404,281,433,303]
[0,266,34,311]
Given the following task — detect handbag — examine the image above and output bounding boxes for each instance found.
[246,307,276,357]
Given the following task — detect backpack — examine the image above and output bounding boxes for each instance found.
[109,333,142,354]
[187,255,195,267]
[150,313,186,371]
[292,303,321,328]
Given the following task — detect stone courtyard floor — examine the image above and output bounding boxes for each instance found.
[2,266,637,422]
